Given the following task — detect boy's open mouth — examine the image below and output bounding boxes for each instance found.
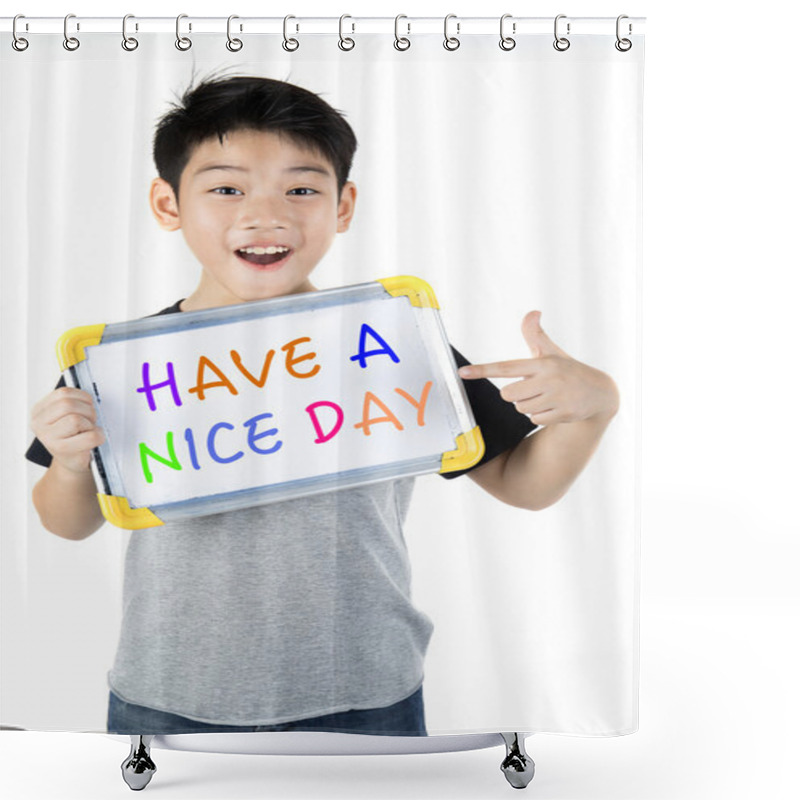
[235,245,292,267]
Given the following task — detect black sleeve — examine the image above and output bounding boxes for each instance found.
[441,346,537,480]
[25,375,66,468]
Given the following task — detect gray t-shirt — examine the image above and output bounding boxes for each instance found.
[107,478,431,725]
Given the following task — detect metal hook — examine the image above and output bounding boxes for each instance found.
[226,15,243,51]
[443,13,460,51]
[394,14,411,51]
[338,14,355,51]
[553,14,570,52]
[283,15,299,52]
[63,13,80,51]
[175,14,192,50]
[499,13,516,51]
[122,14,139,51]
[12,14,29,51]
[615,15,632,52]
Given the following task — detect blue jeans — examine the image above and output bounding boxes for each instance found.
[107,687,427,736]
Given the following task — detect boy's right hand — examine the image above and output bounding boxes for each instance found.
[30,387,105,474]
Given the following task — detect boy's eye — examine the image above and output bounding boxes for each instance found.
[211,187,242,196]
[288,187,318,196]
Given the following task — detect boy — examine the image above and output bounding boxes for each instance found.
[27,77,619,736]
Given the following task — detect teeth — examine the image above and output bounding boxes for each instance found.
[239,246,289,255]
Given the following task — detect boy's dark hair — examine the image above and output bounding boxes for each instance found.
[153,76,357,199]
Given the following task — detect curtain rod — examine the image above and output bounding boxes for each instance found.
[2,16,646,37]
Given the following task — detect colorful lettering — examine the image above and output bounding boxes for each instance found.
[131,323,437,487]
[184,427,201,471]
[305,401,345,443]
[395,381,433,426]
[282,337,321,379]
[349,324,400,369]
[230,348,276,388]
[136,361,183,411]
[188,356,240,401]
[139,431,182,484]
[243,412,283,455]
[354,392,404,436]
[207,421,244,464]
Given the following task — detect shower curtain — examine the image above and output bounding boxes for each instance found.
[1,16,643,740]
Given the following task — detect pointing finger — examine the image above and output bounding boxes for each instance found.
[458,358,540,380]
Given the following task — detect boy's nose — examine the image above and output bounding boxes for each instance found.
[239,198,288,229]
[241,215,288,230]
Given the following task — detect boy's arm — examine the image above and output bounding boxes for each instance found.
[30,387,107,540]
[459,311,619,512]
[33,461,106,540]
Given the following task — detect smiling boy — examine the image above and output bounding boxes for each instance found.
[157,127,356,308]
[27,76,618,736]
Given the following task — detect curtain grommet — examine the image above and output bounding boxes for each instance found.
[12,15,29,51]
[121,15,139,51]
[553,14,570,52]
[283,15,300,52]
[394,15,411,51]
[175,14,192,51]
[615,15,632,51]
[443,13,460,51]
[226,15,243,52]
[499,14,516,51]
[338,15,355,51]
[63,14,80,51]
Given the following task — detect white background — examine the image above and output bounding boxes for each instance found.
[2,12,640,736]
[2,2,798,800]
[0,1,644,736]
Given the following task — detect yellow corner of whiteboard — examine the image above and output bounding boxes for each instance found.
[97,494,164,530]
[378,276,440,309]
[56,324,106,370]
[440,426,485,473]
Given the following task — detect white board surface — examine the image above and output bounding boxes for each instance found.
[72,282,476,519]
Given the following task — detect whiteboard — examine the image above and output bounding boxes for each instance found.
[58,278,483,528]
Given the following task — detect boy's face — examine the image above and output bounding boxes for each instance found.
[150,129,356,310]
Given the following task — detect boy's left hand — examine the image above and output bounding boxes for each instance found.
[458,311,619,426]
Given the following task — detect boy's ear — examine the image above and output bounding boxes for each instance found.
[336,182,357,233]
[150,177,182,231]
